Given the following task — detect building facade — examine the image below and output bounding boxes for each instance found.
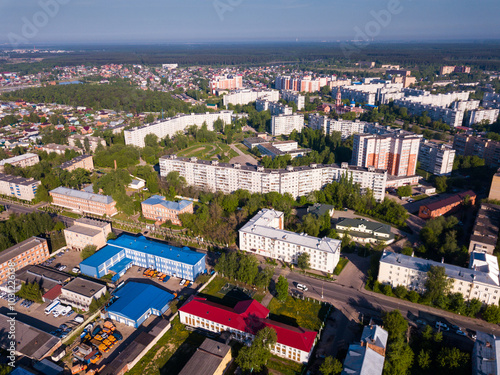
[0,237,49,283]
[160,155,388,201]
[223,89,279,107]
[68,135,106,152]
[271,114,304,136]
[351,133,421,177]
[378,250,500,305]
[281,90,305,110]
[418,190,476,219]
[256,99,293,115]
[38,143,82,155]
[239,209,341,273]
[58,155,94,172]
[335,218,394,244]
[60,277,107,311]
[64,217,112,251]
[308,115,370,139]
[418,140,455,176]
[79,234,206,281]
[453,134,500,168]
[179,296,317,363]
[0,173,40,201]
[124,111,233,147]
[141,195,193,225]
[209,75,243,94]
[49,186,118,216]
[0,153,39,172]
[468,204,500,254]
[468,108,500,125]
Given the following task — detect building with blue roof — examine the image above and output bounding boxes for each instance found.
[105,282,174,328]
[141,195,193,225]
[79,234,206,281]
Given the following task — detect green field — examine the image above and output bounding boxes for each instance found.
[176,142,238,160]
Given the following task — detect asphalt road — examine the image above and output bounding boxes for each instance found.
[286,271,500,337]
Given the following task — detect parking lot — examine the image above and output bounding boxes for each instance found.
[43,247,84,274]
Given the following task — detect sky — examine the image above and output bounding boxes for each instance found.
[1,0,500,46]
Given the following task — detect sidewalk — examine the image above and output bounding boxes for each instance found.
[261,293,273,307]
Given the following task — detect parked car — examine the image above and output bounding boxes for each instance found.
[74,315,84,324]
[180,279,186,286]
[456,329,467,336]
[72,267,80,273]
[435,321,449,331]
[296,283,308,291]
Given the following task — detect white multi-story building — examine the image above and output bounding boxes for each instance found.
[418,140,455,176]
[483,92,500,109]
[281,90,305,110]
[308,115,370,139]
[68,135,106,152]
[352,132,421,177]
[468,108,500,125]
[124,111,233,147]
[0,173,40,201]
[378,250,500,306]
[160,156,388,201]
[256,99,293,116]
[271,114,304,136]
[223,89,279,107]
[239,209,341,273]
[0,153,39,172]
[332,82,404,105]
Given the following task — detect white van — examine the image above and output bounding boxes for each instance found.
[297,284,308,291]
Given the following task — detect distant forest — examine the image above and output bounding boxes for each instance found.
[2,42,500,74]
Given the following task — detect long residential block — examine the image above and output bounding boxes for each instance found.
[378,250,500,305]
[271,114,304,136]
[239,209,341,273]
[0,173,40,201]
[223,89,279,107]
[49,186,118,216]
[124,111,233,147]
[0,153,39,172]
[160,155,388,201]
[0,237,49,283]
[308,115,370,139]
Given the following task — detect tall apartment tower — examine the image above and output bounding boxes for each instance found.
[418,140,455,176]
[352,133,421,177]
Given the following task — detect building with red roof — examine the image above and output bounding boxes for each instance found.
[179,296,317,363]
[418,190,476,219]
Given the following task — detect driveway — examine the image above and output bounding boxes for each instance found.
[228,144,258,166]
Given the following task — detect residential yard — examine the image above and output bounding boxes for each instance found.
[267,296,327,331]
[176,142,238,161]
[267,355,305,375]
[198,275,266,305]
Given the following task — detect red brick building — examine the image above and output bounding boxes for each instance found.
[419,190,476,219]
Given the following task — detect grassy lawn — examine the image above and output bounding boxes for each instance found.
[176,142,238,161]
[198,275,266,305]
[127,317,205,375]
[60,210,81,219]
[266,355,305,375]
[333,258,349,276]
[267,296,327,331]
[412,194,429,201]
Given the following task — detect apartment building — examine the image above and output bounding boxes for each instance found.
[472,332,500,375]
[160,155,388,201]
[58,155,94,172]
[351,133,421,177]
[453,134,500,168]
[0,153,39,172]
[308,115,369,139]
[468,204,500,254]
[271,114,304,136]
[256,99,293,115]
[342,325,388,375]
[222,89,279,107]
[79,234,206,281]
[0,237,49,283]
[209,75,243,94]
[239,209,341,273]
[180,296,317,363]
[124,111,233,147]
[68,134,106,152]
[440,65,471,75]
[483,92,500,109]
[332,82,404,105]
[49,186,118,216]
[60,278,106,311]
[0,173,40,201]
[468,108,500,125]
[489,170,500,200]
[64,217,112,251]
[418,140,455,176]
[141,195,193,225]
[275,75,331,93]
[281,90,305,110]
[38,143,82,155]
[378,250,500,305]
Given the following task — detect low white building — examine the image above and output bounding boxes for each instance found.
[239,209,341,273]
[60,277,106,311]
[378,250,500,305]
[64,217,112,251]
[336,218,395,244]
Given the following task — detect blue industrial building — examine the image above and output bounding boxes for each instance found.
[106,282,174,327]
[79,234,206,281]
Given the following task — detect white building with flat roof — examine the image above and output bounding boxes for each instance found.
[160,155,388,201]
[271,114,304,136]
[418,140,455,176]
[223,89,279,107]
[281,90,305,110]
[308,115,371,139]
[468,108,500,125]
[256,99,293,116]
[0,173,40,201]
[239,209,341,273]
[378,250,500,305]
[0,153,39,172]
[124,111,233,147]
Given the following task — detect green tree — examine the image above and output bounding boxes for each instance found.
[435,176,448,193]
[107,232,117,241]
[236,327,277,372]
[382,310,408,342]
[425,265,453,304]
[417,349,432,370]
[297,252,310,271]
[81,245,97,260]
[275,275,289,302]
[319,356,343,375]
[483,304,500,324]
[437,347,469,370]
[396,185,412,198]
